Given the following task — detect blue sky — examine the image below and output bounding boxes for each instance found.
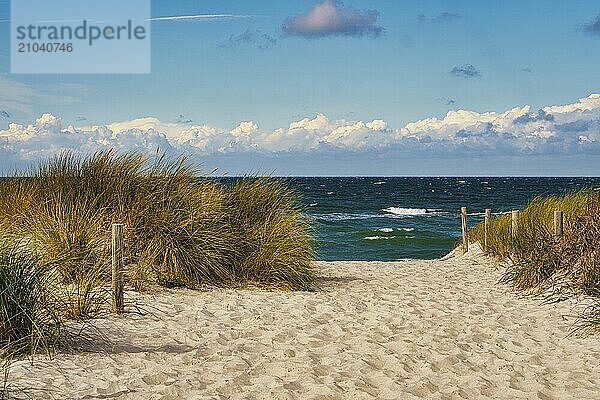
[1,0,600,175]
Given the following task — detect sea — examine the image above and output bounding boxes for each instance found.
[277,177,600,261]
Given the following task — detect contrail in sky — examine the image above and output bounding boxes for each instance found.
[148,14,253,22]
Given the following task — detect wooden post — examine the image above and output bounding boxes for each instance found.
[461,207,468,253]
[511,210,519,237]
[484,208,491,251]
[554,210,563,238]
[112,223,124,314]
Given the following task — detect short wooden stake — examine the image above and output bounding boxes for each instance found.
[554,210,563,238]
[112,223,124,314]
[484,209,491,251]
[461,207,468,253]
[511,210,519,237]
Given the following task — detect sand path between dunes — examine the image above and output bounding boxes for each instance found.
[8,254,600,399]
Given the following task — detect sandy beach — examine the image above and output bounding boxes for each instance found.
[7,252,600,399]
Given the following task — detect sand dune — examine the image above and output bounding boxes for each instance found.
[8,253,600,399]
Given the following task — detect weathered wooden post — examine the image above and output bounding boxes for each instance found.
[511,210,519,237]
[484,208,491,251]
[461,207,468,253]
[112,223,124,314]
[554,210,563,238]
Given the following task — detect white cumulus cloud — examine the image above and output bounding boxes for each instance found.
[282,0,383,38]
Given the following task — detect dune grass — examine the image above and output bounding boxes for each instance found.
[0,151,315,362]
[466,189,600,334]
[225,178,315,290]
[0,242,60,360]
[575,297,600,336]
[0,152,315,292]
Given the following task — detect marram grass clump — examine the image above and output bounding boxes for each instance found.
[0,242,60,360]
[225,178,315,290]
[0,152,316,320]
[465,189,600,333]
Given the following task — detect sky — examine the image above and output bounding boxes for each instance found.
[1,0,600,176]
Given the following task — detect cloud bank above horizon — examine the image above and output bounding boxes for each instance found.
[1,94,600,175]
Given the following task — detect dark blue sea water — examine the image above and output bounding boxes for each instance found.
[280,177,600,261]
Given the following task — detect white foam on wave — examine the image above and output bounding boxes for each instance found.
[373,181,386,185]
[315,208,444,222]
[364,236,396,240]
[376,227,414,233]
[314,213,378,221]
[383,207,427,216]
[383,207,443,216]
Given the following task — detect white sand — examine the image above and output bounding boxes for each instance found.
[7,253,600,399]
